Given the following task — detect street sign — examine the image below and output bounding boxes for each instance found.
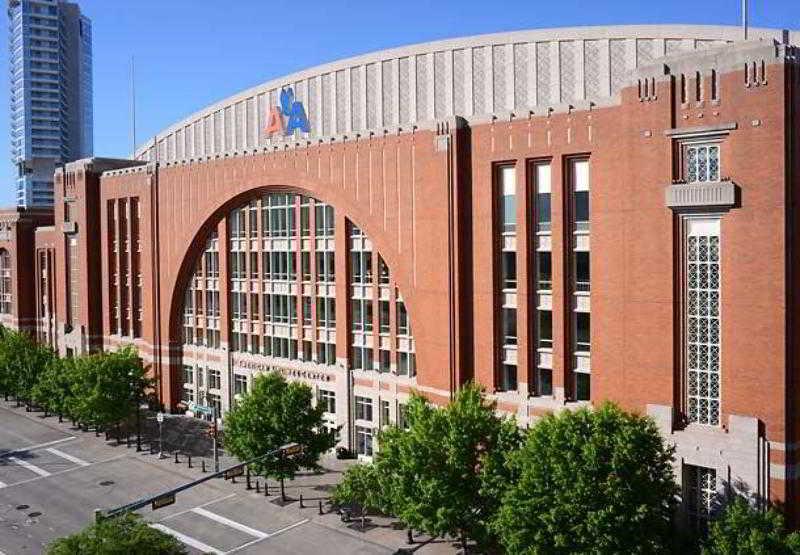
[156,412,164,424]
[280,443,303,457]
[151,493,175,510]
[223,466,244,480]
[189,402,214,416]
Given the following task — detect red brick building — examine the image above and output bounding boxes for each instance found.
[2,25,799,528]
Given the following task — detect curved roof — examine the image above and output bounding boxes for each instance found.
[135,24,798,163]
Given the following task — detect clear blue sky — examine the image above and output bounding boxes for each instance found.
[1,0,798,206]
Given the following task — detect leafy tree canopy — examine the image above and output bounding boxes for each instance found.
[31,356,74,416]
[47,513,186,555]
[0,326,54,400]
[68,347,148,428]
[493,402,678,554]
[368,383,522,550]
[223,372,336,485]
[703,496,800,555]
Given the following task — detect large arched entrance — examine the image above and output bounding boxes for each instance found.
[173,190,417,454]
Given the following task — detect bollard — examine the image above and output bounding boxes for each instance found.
[255,481,261,494]
[126,435,131,448]
[246,468,251,490]
[187,454,192,469]
[407,529,414,545]
[174,452,180,464]
[360,513,365,530]
[201,459,206,473]
[264,482,269,497]
[299,494,304,508]
[318,499,324,515]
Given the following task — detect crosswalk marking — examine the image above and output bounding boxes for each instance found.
[8,456,50,477]
[191,507,268,539]
[225,519,310,555]
[46,448,90,467]
[149,524,222,555]
[0,436,76,459]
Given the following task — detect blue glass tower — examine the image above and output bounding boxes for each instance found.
[8,0,92,207]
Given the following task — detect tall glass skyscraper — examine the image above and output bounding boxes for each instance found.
[8,0,92,207]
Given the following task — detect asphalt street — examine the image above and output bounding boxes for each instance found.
[0,400,455,554]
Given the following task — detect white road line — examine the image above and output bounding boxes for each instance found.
[0,453,127,490]
[159,493,237,522]
[0,436,76,459]
[192,507,268,539]
[269,518,310,538]
[0,481,6,488]
[224,519,310,554]
[149,524,222,555]
[46,447,90,467]
[8,456,50,477]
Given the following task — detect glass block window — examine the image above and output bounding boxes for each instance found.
[686,219,721,426]
[685,465,717,534]
[685,143,720,183]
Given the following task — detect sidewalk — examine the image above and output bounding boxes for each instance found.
[0,399,462,554]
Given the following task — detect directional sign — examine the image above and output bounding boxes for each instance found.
[223,466,244,480]
[281,443,303,457]
[156,412,164,424]
[151,493,175,511]
[189,402,213,416]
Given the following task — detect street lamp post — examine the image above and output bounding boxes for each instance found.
[212,406,219,473]
[157,412,165,459]
[136,401,148,452]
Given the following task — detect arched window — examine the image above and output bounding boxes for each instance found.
[0,250,12,314]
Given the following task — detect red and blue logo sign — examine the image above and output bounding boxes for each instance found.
[266,87,310,136]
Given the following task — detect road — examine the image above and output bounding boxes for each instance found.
[0,400,454,554]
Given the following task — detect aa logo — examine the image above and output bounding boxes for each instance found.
[266,87,310,136]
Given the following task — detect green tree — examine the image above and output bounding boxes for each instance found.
[332,460,388,515]
[494,403,678,554]
[223,372,336,500]
[0,325,15,398]
[0,327,53,403]
[47,513,187,555]
[368,383,522,551]
[31,355,74,420]
[68,347,148,429]
[703,496,800,555]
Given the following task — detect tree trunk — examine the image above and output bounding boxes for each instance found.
[460,533,468,553]
[280,477,286,502]
[58,413,63,424]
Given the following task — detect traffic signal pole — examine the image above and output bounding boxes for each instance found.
[96,442,303,522]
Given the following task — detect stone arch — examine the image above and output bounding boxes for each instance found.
[165,182,419,407]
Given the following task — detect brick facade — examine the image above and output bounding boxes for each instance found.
[2,39,799,524]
